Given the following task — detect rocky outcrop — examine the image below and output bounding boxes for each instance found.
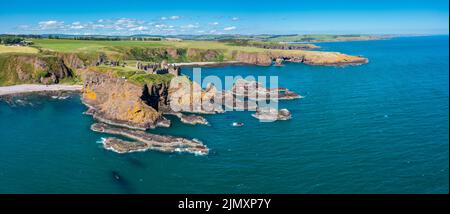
[253,43,319,50]
[92,123,209,155]
[231,50,368,66]
[225,40,319,50]
[166,112,209,125]
[0,54,73,86]
[57,53,86,70]
[186,48,223,62]
[102,137,150,154]
[118,47,224,63]
[232,51,273,66]
[288,51,369,66]
[252,108,292,121]
[168,77,224,114]
[231,79,302,101]
[81,69,168,130]
[80,68,224,130]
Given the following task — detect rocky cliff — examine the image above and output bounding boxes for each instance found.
[0,53,74,86]
[80,67,225,130]
[231,50,368,66]
[81,69,170,130]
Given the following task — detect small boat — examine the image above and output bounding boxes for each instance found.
[232,122,244,127]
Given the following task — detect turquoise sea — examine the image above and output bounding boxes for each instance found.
[0,36,448,193]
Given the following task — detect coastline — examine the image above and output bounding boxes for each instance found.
[173,61,246,67]
[0,84,83,96]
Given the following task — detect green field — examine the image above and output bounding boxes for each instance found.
[265,34,387,43]
[31,39,169,53]
[89,65,174,85]
[0,45,39,54]
[31,39,288,54]
[0,36,366,86]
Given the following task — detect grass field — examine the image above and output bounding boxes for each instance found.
[89,65,174,85]
[0,45,39,54]
[31,39,169,53]
[266,34,385,43]
[31,39,278,54]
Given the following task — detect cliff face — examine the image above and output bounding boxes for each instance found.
[279,51,369,66]
[231,50,368,66]
[80,68,224,130]
[0,54,73,86]
[249,43,319,51]
[115,47,224,62]
[81,70,167,130]
[57,53,86,69]
[186,48,223,62]
[141,82,170,111]
[232,51,273,66]
[168,78,221,114]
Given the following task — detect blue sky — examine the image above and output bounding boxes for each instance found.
[0,0,448,35]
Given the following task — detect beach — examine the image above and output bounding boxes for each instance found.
[0,84,82,96]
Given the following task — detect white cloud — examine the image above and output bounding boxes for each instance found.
[162,28,176,32]
[181,23,199,29]
[38,20,65,30]
[129,26,148,31]
[115,18,141,27]
[231,17,239,21]
[92,24,106,29]
[28,16,230,35]
[71,25,85,29]
[155,24,168,28]
[223,26,236,31]
[70,21,85,29]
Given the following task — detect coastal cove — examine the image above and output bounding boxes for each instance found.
[0,36,448,193]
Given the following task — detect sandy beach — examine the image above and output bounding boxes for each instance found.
[0,84,83,96]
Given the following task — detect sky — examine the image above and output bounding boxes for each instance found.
[0,0,448,35]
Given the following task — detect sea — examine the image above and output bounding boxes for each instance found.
[0,36,448,193]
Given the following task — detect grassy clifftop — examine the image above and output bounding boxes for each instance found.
[88,66,174,86]
[31,39,306,61]
[0,45,39,54]
[0,53,78,86]
[0,38,369,86]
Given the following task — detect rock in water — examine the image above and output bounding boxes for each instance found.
[103,138,149,154]
[92,123,209,155]
[252,108,292,122]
